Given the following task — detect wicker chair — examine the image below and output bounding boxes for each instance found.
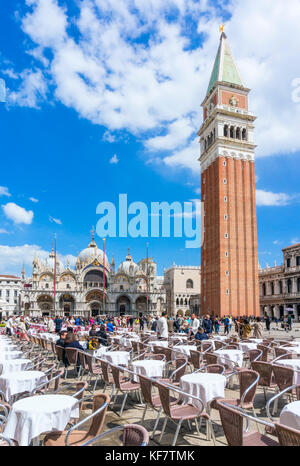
[273,422,300,446]
[206,364,225,375]
[80,424,149,446]
[99,359,115,395]
[212,370,259,417]
[153,380,215,446]
[43,393,110,446]
[190,350,202,371]
[257,344,270,362]
[65,347,80,379]
[251,361,277,402]
[159,358,188,387]
[216,400,278,446]
[84,353,103,394]
[138,373,177,437]
[110,365,141,416]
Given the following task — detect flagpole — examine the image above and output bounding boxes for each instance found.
[54,233,57,317]
[146,242,149,315]
[103,238,106,316]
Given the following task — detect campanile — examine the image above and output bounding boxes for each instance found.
[199,31,259,317]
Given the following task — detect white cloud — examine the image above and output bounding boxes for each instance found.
[29,197,39,203]
[256,190,295,207]
[0,229,9,234]
[109,154,119,164]
[8,69,48,108]
[103,130,116,143]
[2,203,34,224]
[6,0,300,175]
[49,216,62,225]
[0,186,11,197]
[0,243,76,275]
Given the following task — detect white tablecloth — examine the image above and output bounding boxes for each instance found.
[0,344,19,351]
[120,336,140,348]
[239,342,258,352]
[0,370,47,402]
[0,350,24,360]
[104,351,130,366]
[280,400,300,431]
[213,336,229,342]
[148,340,169,351]
[40,333,60,342]
[214,349,244,369]
[132,359,165,382]
[172,345,197,359]
[276,360,300,384]
[4,394,80,446]
[92,346,109,358]
[0,358,32,375]
[180,373,226,408]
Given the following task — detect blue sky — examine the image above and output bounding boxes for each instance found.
[0,0,300,276]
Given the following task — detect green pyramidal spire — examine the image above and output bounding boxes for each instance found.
[207,32,244,96]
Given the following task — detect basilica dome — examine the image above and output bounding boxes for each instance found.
[44,250,64,274]
[76,235,108,270]
[117,250,139,276]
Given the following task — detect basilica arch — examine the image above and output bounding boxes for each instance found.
[116,295,131,316]
[135,296,150,314]
[59,293,75,316]
[85,290,107,316]
[37,294,53,314]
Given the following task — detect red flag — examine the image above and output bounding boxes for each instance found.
[146,242,149,304]
[54,233,57,299]
[103,238,106,303]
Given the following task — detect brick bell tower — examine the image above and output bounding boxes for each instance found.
[199,30,259,317]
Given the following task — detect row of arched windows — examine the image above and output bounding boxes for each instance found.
[176,298,191,306]
[204,129,216,150]
[224,125,247,140]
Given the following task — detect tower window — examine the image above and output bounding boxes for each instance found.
[224,125,228,137]
[225,251,229,258]
[224,233,229,239]
[223,179,227,184]
[225,270,229,276]
[223,160,227,167]
[230,126,234,138]
[224,214,228,220]
[226,289,230,295]
[224,196,228,202]
[242,128,247,140]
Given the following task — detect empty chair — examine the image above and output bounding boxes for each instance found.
[251,361,277,402]
[206,364,225,375]
[216,401,278,446]
[273,422,300,446]
[43,393,110,446]
[84,353,102,394]
[110,365,140,416]
[80,424,149,446]
[154,380,215,446]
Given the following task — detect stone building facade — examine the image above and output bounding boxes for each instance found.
[0,275,23,318]
[163,265,201,317]
[259,243,300,322]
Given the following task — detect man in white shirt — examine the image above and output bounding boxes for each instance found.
[157,311,168,339]
[5,316,14,336]
[191,314,200,336]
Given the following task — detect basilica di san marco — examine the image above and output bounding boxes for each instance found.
[20,232,166,318]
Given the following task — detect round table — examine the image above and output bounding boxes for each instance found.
[239,342,258,352]
[276,359,300,384]
[280,400,300,431]
[0,358,32,375]
[180,373,226,409]
[214,349,244,369]
[104,351,130,366]
[40,333,60,342]
[0,370,47,402]
[132,359,165,382]
[3,394,80,446]
[120,337,140,348]
[0,350,24,360]
[213,336,228,342]
[148,340,169,351]
[172,345,197,359]
[0,344,19,351]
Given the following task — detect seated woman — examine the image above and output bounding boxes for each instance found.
[64,332,85,373]
[96,324,109,346]
[194,327,209,341]
[89,324,98,337]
